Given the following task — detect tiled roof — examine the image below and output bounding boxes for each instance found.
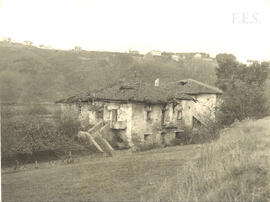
[56,79,222,104]
[57,80,193,104]
[164,79,222,95]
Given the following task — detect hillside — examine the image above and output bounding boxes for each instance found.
[0,42,218,103]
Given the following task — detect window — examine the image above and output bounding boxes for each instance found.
[161,109,166,125]
[177,110,182,120]
[146,111,151,121]
[175,132,182,139]
[111,109,118,122]
[146,105,152,121]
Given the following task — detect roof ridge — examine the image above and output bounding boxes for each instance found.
[168,78,222,94]
[184,78,222,93]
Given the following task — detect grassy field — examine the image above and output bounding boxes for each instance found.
[2,117,270,201]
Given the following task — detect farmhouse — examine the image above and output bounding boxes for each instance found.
[57,79,222,148]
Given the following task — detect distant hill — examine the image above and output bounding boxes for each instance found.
[0,42,218,103]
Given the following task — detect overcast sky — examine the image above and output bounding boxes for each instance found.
[0,0,269,62]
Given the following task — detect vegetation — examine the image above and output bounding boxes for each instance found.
[216,54,269,125]
[2,118,270,201]
[1,41,270,201]
[153,118,270,201]
[1,105,81,164]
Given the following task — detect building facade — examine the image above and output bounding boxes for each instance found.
[58,79,222,147]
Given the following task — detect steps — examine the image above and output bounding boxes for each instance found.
[94,133,114,156]
[77,121,115,156]
[88,121,105,136]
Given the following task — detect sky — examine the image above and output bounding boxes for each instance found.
[0,0,269,62]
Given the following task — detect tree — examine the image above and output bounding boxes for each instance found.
[215,54,269,125]
[215,53,239,91]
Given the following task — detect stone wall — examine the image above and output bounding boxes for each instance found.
[191,94,217,124]
[59,96,214,147]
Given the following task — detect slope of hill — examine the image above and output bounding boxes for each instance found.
[0,42,218,103]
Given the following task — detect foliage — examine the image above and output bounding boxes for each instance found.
[1,107,80,159]
[216,54,269,125]
[152,118,270,202]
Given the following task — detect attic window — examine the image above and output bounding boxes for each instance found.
[179,81,188,86]
[120,86,135,90]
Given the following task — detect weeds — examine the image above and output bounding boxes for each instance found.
[154,118,270,201]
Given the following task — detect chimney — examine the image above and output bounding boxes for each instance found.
[154,78,160,87]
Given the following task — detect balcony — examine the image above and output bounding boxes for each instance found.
[110,120,127,130]
[162,122,178,129]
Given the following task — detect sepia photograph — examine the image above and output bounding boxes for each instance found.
[1,0,270,201]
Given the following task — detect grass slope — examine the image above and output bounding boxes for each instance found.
[2,117,270,201]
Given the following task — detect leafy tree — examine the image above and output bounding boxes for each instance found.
[215,54,239,91]
[215,54,269,125]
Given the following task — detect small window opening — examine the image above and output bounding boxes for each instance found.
[175,132,182,139]
[177,110,182,120]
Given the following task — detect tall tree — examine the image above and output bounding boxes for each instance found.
[216,54,269,125]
